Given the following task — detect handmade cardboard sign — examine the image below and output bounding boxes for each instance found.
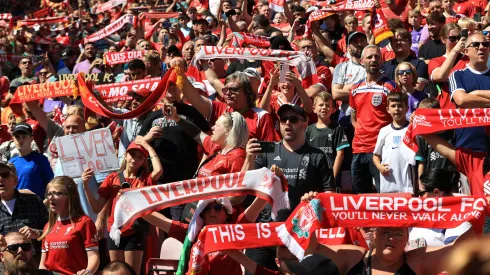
[56,128,119,177]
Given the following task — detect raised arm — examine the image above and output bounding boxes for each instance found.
[241,0,252,25]
[259,68,279,113]
[81,168,108,214]
[143,212,173,233]
[431,38,465,82]
[137,140,163,181]
[311,22,335,63]
[289,73,313,113]
[422,134,456,165]
[201,61,225,98]
[166,103,208,145]
[25,100,49,132]
[224,250,259,274]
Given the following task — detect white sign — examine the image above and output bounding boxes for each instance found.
[56,128,119,178]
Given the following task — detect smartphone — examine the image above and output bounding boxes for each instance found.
[279,62,289,83]
[255,141,276,153]
[225,9,237,17]
[162,21,171,28]
[164,34,169,47]
[462,29,468,38]
[298,18,307,25]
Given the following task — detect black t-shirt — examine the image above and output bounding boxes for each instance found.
[254,141,334,209]
[138,102,211,183]
[418,39,445,60]
[415,130,456,171]
[305,122,351,171]
[226,60,261,75]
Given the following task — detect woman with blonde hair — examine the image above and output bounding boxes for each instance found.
[394,62,427,120]
[39,176,100,275]
[81,139,162,275]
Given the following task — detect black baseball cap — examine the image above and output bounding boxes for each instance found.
[277,104,307,120]
[285,254,340,275]
[61,48,76,60]
[347,31,367,45]
[13,122,33,136]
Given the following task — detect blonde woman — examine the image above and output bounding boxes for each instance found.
[394,62,428,120]
[39,176,100,275]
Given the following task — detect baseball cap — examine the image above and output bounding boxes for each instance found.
[347,31,367,45]
[193,18,209,25]
[243,68,261,80]
[277,104,307,121]
[126,142,149,158]
[12,122,33,136]
[128,88,152,98]
[61,48,76,60]
[270,36,294,51]
[285,254,340,275]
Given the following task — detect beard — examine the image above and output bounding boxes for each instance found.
[3,256,37,275]
[366,66,380,74]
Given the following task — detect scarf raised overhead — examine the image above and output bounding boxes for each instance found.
[401,108,490,165]
[83,14,136,44]
[276,193,488,260]
[103,50,145,65]
[109,168,289,244]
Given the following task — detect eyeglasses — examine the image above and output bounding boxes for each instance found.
[2,243,33,254]
[483,31,490,36]
[46,191,67,198]
[418,190,431,197]
[39,71,49,75]
[0,171,12,178]
[279,116,304,124]
[21,61,32,65]
[377,229,407,240]
[447,35,461,42]
[203,204,224,212]
[222,86,241,95]
[397,69,413,75]
[467,41,490,48]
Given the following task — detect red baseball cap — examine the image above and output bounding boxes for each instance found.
[128,88,151,98]
[126,142,149,158]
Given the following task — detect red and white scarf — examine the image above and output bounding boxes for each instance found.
[269,0,285,12]
[94,77,161,102]
[33,36,56,45]
[10,80,77,104]
[371,8,394,44]
[103,50,146,65]
[83,14,136,44]
[96,0,127,14]
[109,168,289,243]
[138,12,180,20]
[276,193,488,260]
[229,32,270,48]
[401,108,490,165]
[17,16,68,27]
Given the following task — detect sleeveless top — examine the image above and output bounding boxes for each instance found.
[346,250,417,275]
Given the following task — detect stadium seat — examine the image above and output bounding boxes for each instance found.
[146,237,183,275]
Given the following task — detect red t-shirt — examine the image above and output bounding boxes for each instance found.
[42,215,98,275]
[380,0,411,22]
[189,0,209,10]
[168,212,251,275]
[456,149,490,197]
[210,100,279,141]
[0,125,11,144]
[453,0,475,17]
[349,76,399,153]
[428,55,469,109]
[98,172,155,235]
[197,136,246,177]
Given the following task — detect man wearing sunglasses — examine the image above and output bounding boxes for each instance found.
[0,232,56,275]
[7,57,38,104]
[449,33,490,152]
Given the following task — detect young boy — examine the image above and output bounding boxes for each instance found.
[9,123,53,198]
[408,9,423,57]
[373,92,415,194]
[306,92,351,190]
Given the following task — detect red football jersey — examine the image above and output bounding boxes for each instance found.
[453,0,475,17]
[197,136,246,177]
[42,215,98,275]
[210,100,279,141]
[456,149,490,197]
[349,76,399,154]
[428,55,469,109]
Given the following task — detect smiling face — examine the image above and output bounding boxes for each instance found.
[223,80,247,110]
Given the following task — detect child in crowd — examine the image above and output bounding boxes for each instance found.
[408,9,424,57]
[373,92,415,194]
[306,92,351,191]
[394,62,427,120]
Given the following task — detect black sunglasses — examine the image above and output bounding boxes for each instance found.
[222,86,241,95]
[467,41,490,48]
[279,116,303,124]
[447,35,461,42]
[203,204,224,212]
[3,243,32,254]
[397,69,413,75]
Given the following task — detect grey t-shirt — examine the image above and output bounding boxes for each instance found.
[332,59,366,117]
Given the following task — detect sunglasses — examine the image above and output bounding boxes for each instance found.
[397,69,413,75]
[203,204,224,212]
[447,35,461,42]
[0,171,12,178]
[279,116,304,124]
[39,71,49,75]
[21,61,32,65]
[3,243,32,254]
[467,41,490,48]
[222,86,241,95]
[483,31,490,36]
[418,190,431,197]
[46,191,67,198]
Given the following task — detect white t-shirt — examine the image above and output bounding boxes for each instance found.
[1,198,16,215]
[373,123,415,193]
[409,222,472,247]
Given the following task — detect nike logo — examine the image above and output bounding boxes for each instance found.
[309,137,315,141]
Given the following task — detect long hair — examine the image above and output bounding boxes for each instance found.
[39,176,85,240]
[223,112,249,149]
[225,72,256,108]
[119,149,150,177]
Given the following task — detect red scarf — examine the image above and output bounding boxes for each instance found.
[78,69,173,119]
[10,80,77,104]
[17,16,68,27]
[83,14,136,44]
[0,13,12,20]
[138,12,180,20]
[94,77,161,102]
[32,7,51,18]
[33,36,56,45]
[269,0,285,12]
[401,108,490,165]
[276,193,488,260]
[371,8,393,44]
[96,0,127,14]
[103,50,145,65]
[229,32,270,48]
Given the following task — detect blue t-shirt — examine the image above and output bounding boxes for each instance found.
[449,66,490,152]
[10,152,54,198]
